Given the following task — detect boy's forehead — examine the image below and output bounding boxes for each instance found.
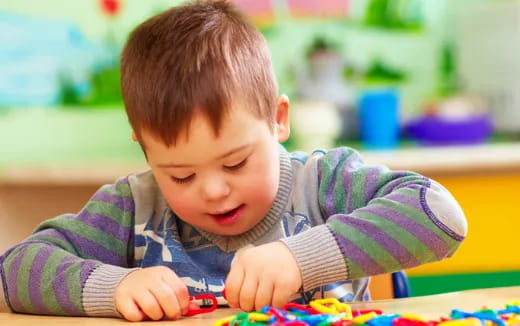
[138,110,216,146]
[140,108,269,163]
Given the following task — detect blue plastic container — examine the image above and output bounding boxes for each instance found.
[358,89,400,149]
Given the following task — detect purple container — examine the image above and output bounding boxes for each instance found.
[404,113,493,145]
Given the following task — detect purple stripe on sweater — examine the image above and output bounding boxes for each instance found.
[65,212,131,243]
[79,260,100,286]
[332,233,386,276]
[357,205,450,260]
[30,229,71,244]
[323,149,345,216]
[392,171,410,179]
[53,255,81,315]
[28,247,53,314]
[6,246,27,311]
[32,227,125,265]
[90,190,135,215]
[363,168,381,204]
[384,193,423,211]
[407,183,424,190]
[59,229,125,265]
[379,173,417,196]
[398,178,427,189]
[341,153,360,214]
[332,214,420,268]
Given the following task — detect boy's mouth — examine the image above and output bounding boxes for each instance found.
[209,204,245,226]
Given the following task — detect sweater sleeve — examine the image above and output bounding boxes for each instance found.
[0,177,137,317]
[282,147,467,291]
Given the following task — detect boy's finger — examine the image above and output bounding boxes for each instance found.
[238,274,257,312]
[271,286,290,309]
[116,297,146,322]
[135,290,164,321]
[254,280,274,311]
[162,272,190,314]
[188,301,200,311]
[224,264,244,308]
[150,282,181,320]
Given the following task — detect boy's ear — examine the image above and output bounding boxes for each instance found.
[131,131,138,142]
[275,94,290,143]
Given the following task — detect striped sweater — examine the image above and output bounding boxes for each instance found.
[0,146,467,317]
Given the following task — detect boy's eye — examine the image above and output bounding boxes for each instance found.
[171,174,194,184]
[224,158,247,171]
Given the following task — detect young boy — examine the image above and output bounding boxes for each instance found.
[0,0,467,322]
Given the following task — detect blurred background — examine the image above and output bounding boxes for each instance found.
[0,0,519,298]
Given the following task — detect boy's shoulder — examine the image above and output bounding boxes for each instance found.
[288,146,362,166]
[288,148,325,164]
[126,169,156,188]
[105,170,157,196]
[286,147,366,186]
[125,170,167,225]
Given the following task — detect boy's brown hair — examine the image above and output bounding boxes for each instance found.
[121,0,278,146]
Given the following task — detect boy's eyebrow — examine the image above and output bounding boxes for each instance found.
[157,144,251,168]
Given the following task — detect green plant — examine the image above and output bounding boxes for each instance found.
[364,0,422,31]
[60,64,123,108]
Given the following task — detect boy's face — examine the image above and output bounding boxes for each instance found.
[138,96,290,236]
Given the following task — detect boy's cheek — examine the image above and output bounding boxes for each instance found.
[250,171,278,198]
[161,186,198,217]
[167,196,198,217]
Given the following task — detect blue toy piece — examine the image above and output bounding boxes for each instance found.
[392,270,411,298]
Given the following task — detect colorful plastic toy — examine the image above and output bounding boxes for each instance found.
[212,297,520,326]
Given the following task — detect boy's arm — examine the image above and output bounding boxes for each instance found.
[282,147,468,291]
[0,177,137,317]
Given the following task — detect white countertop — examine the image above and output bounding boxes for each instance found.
[361,142,520,175]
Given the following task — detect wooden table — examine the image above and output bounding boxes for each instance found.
[0,286,518,325]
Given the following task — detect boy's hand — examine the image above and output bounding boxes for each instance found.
[225,242,302,311]
[115,266,195,321]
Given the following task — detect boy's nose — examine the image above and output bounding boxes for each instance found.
[201,177,231,201]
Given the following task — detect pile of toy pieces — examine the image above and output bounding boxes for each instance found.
[213,298,520,326]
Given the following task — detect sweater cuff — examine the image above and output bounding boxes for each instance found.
[280,224,348,291]
[82,264,140,317]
